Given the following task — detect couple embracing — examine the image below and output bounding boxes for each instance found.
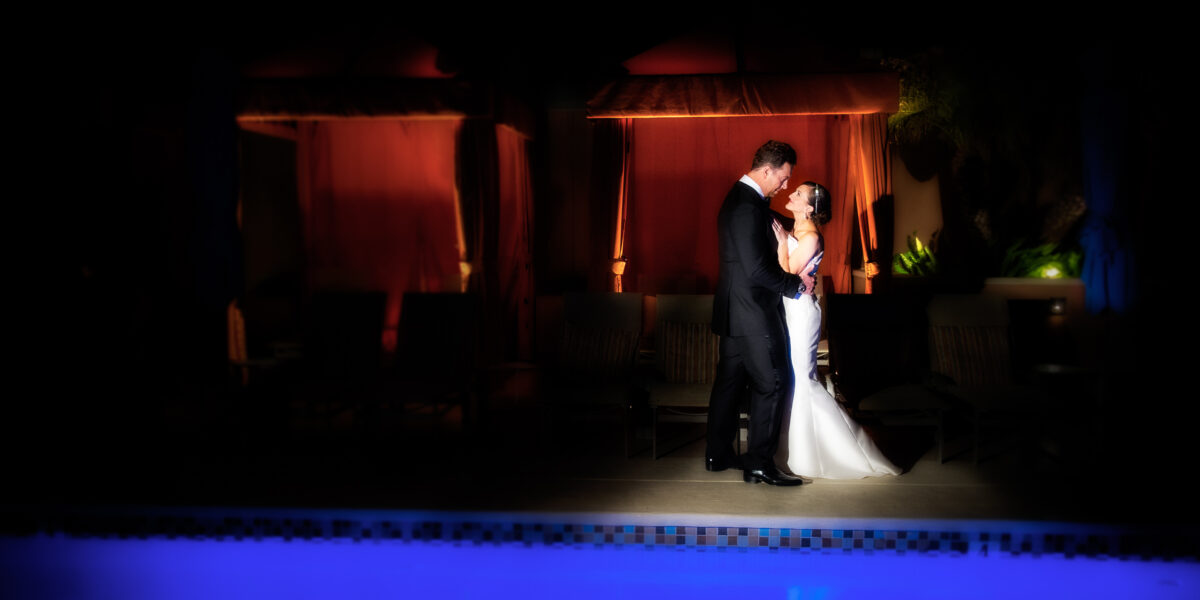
[706,141,900,486]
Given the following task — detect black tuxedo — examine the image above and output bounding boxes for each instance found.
[707,180,803,470]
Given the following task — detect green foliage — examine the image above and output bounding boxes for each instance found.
[892,232,939,276]
[884,55,965,151]
[999,240,1083,279]
[892,233,1084,279]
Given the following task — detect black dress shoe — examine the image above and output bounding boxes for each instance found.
[705,455,741,472]
[743,466,803,486]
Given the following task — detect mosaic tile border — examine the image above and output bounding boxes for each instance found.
[4,510,1197,561]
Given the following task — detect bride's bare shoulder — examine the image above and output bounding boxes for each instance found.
[792,230,820,249]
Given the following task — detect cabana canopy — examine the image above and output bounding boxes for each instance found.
[238,78,535,136]
[587,73,898,118]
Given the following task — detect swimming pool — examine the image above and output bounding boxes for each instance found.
[3,508,1197,599]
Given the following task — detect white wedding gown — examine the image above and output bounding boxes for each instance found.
[777,236,900,479]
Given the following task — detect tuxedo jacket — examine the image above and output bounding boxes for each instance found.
[712,181,803,337]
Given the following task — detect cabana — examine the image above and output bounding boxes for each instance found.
[232,72,536,363]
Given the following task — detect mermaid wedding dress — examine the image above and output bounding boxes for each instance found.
[777,236,900,479]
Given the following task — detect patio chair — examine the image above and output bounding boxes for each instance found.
[541,292,644,447]
[926,294,1050,465]
[643,294,719,459]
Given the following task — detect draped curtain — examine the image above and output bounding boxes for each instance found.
[587,118,633,292]
[827,116,856,294]
[1079,57,1131,314]
[612,118,633,291]
[296,118,462,351]
[849,114,891,294]
[456,119,499,294]
[496,125,535,359]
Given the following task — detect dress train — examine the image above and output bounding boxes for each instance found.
[777,293,900,479]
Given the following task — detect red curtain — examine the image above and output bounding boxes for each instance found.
[611,118,633,291]
[826,116,856,295]
[296,119,462,351]
[626,115,854,294]
[849,114,891,294]
[496,125,535,360]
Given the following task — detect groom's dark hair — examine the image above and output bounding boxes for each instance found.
[751,140,797,170]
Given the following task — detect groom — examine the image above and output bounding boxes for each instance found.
[707,140,805,486]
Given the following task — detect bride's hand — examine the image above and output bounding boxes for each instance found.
[772,219,787,245]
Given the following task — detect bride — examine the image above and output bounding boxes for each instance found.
[771,182,900,479]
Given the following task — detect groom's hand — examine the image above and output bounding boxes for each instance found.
[800,272,815,295]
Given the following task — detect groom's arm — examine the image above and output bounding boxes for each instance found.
[730,200,802,298]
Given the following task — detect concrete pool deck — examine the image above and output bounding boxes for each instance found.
[6,386,1192,536]
[60,416,1176,529]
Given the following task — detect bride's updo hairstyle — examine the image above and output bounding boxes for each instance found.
[802,182,832,226]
